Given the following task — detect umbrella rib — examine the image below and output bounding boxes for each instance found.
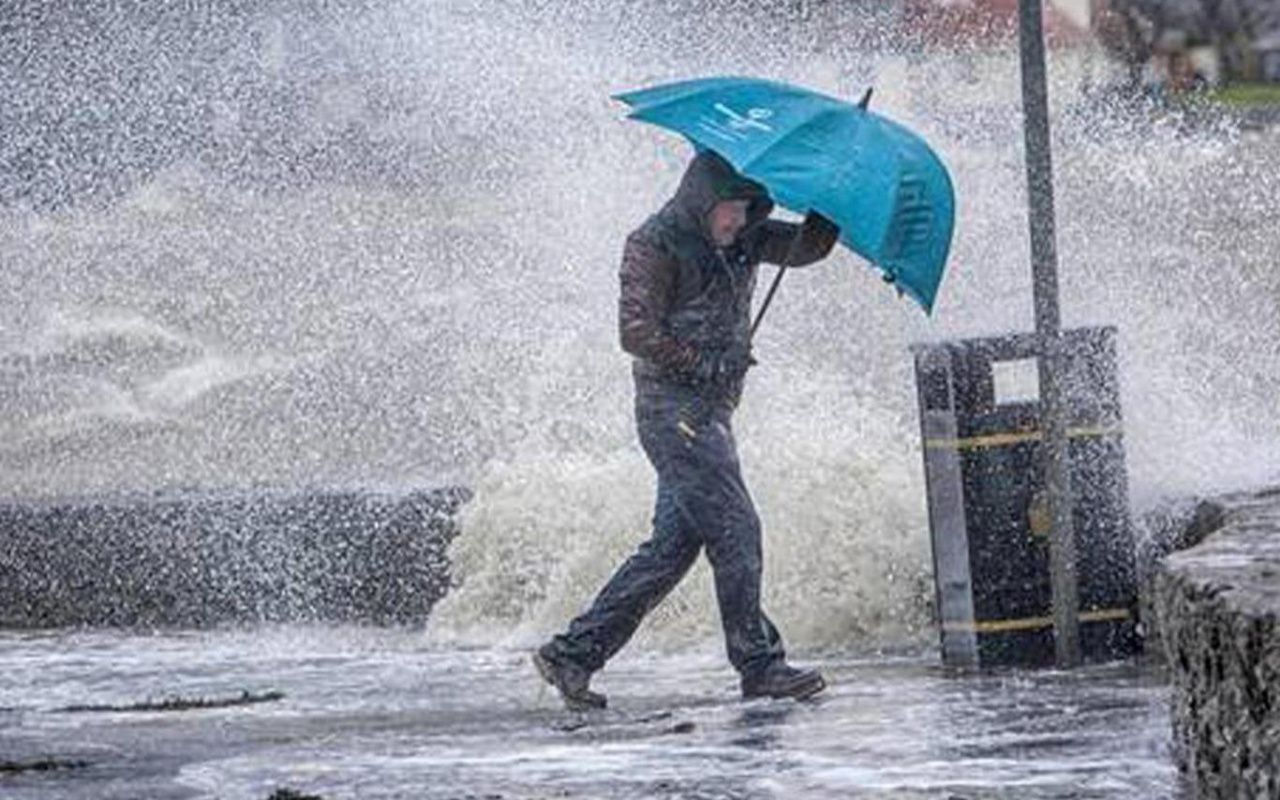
[732,107,851,207]
[616,81,726,110]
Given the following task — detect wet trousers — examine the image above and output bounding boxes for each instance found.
[548,381,785,678]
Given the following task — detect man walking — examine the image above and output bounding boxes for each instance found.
[535,150,840,710]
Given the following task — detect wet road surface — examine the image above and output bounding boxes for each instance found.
[0,627,1179,800]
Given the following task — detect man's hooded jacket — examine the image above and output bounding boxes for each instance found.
[619,151,838,399]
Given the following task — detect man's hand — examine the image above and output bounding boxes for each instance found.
[717,341,757,382]
[803,211,840,242]
[692,342,757,387]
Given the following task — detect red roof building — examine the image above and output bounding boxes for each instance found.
[900,0,1094,50]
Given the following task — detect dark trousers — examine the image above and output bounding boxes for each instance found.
[548,381,785,678]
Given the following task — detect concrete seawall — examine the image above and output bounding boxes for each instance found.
[1154,489,1280,799]
[0,487,468,628]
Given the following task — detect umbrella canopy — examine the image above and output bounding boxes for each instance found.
[615,76,955,313]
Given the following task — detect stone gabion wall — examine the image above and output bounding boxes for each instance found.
[0,486,469,628]
[1154,493,1280,800]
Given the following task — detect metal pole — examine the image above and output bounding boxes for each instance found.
[1018,0,1081,667]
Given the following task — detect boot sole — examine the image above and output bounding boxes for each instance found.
[743,673,827,701]
[791,674,827,700]
[531,651,607,711]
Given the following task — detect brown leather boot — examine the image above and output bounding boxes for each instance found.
[741,662,826,701]
[532,644,607,711]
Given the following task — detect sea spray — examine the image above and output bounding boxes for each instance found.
[3,1,1278,653]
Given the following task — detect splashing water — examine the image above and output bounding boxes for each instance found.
[3,1,1279,655]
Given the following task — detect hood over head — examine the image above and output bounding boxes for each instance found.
[668,150,774,242]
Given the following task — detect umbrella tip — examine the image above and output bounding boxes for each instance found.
[858,88,873,110]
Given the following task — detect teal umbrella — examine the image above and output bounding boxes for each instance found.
[615,76,955,314]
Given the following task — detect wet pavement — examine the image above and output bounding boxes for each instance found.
[0,627,1180,800]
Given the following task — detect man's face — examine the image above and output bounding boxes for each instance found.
[707,199,750,248]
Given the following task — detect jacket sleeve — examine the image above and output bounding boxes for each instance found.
[757,212,840,268]
[618,233,700,373]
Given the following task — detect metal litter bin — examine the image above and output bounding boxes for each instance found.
[913,327,1139,667]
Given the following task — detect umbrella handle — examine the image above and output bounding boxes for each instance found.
[750,266,787,341]
[749,223,810,341]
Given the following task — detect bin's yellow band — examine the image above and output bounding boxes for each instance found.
[925,427,1122,452]
[942,607,1131,634]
